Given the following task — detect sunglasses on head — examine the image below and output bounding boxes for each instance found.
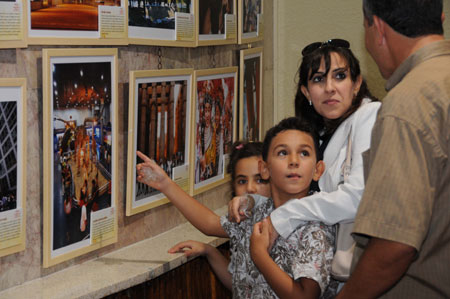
[301,39,350,56]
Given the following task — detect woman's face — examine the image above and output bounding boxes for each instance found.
[301,52,362,120]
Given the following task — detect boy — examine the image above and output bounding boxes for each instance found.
[136,117,335,298]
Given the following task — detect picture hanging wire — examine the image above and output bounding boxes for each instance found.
[208,46,217,68]
[158,47,163,70]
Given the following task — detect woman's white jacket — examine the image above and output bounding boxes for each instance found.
[271,99,381,238]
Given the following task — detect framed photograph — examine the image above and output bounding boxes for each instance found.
[192,67,237,195]
[128,0,196,47]
[42,48,118,268]
[0,0,27,48]
[239,47,262,141]
[0,78,27,258]
[197,0,236,46]
[126,69,193,216]
[238,0,263,44]
[28,0,127,45]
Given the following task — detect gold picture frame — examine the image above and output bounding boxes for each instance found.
[197,0,237,46]
[0,0,27,48]
[237,0,263,44]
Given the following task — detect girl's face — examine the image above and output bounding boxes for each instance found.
[301,52,362,120]
[233,156,270,197]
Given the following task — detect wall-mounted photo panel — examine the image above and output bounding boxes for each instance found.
[28,0,127,45]
[197,0,236,46]
[237,0,263,44]
[128,0,196,47]
[126,69,193,216]
[192,67,237,195]
[0,78,27,258]
[239,47,262,141]
[0,0,27,48]
[42,48,118,268]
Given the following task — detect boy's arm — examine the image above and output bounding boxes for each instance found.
[169,240,232,290]
[250,220,320,299]
[137,151,228,238]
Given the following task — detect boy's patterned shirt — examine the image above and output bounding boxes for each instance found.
[221,198,336,299]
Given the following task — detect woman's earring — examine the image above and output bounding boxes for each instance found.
[309,100,312,106]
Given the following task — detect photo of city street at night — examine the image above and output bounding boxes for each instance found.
[128,0,191,29]
[0,101,18,213]
[51,61,113,250]
[30,0,121,31]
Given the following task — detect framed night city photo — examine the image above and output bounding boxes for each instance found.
[28,0,127,45]
[126,69,193,216]
[42,48,118,268]
[0,0,27,48]
[197,0,237,46]
[128,0,196,47]
[238,0,263,44]
[239,47,262,141]
[0,78,27,258]
[192,67,237,195]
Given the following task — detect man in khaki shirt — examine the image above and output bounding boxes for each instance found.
[337,0,450,298]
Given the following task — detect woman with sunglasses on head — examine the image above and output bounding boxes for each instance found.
[230,39,380,292]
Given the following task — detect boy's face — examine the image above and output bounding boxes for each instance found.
[260,130,324,205]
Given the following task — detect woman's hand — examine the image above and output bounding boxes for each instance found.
[228,194,255,223]
[136,151,171,191]
[168,240,210,258]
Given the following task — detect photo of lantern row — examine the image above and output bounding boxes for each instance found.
[30,0,121,31]
[243,55,260,141]
[0,101,17,213]
[135,80,188,200]
[128,0,191,30]
[195,77,234,184]
[199,0,233,35]
[51,61,113,250]
[243,0,261,34]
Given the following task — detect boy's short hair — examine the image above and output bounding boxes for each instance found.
[262,117,320,162]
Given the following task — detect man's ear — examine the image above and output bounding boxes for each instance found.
[312,160,325,182]
[259,160,270,180]
[372,15,386,46]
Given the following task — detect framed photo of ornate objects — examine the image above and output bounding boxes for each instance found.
[192,67,237,195]
[127,69,193,216]
[28,0,127,45]
[42,48,118,268]
[239,47,262,141]
[0,78,27,258]
[128,0,196,47]
[238,0,263,44]
[197,0,237,46]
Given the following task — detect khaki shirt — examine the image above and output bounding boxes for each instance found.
[353,40,450,298]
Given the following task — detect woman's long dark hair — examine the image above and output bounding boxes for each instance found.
[295,46,378,135]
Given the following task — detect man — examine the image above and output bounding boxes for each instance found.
[337,0,450,297]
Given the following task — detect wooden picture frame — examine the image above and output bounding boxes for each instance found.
[28,0,127,45]
[0,78,27,258]
[237,0,263,44]
[192,67,237,195]
[126,69,193,216]
[42,48,118,268]
[239,47,262,141]
[197,0,237,46]
[128,0,196,47]
[0,0,27,48]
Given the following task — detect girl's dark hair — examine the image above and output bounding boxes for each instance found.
[227,141,264,183]
[295,45,378,135]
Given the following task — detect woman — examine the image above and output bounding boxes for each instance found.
[230,39,380,285]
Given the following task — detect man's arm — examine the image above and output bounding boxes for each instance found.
[336,237,416,298]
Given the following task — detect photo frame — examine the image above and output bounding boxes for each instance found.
[126,69,193,216]
[28,0,127,45]
[192,67,237,195]
[0,78,27,258]
[239,47,262,141]
[0,0,27,48]
[128,0,196,47]
[197,0,237,46]
[42,48,118,268]
[237,0,263,44]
